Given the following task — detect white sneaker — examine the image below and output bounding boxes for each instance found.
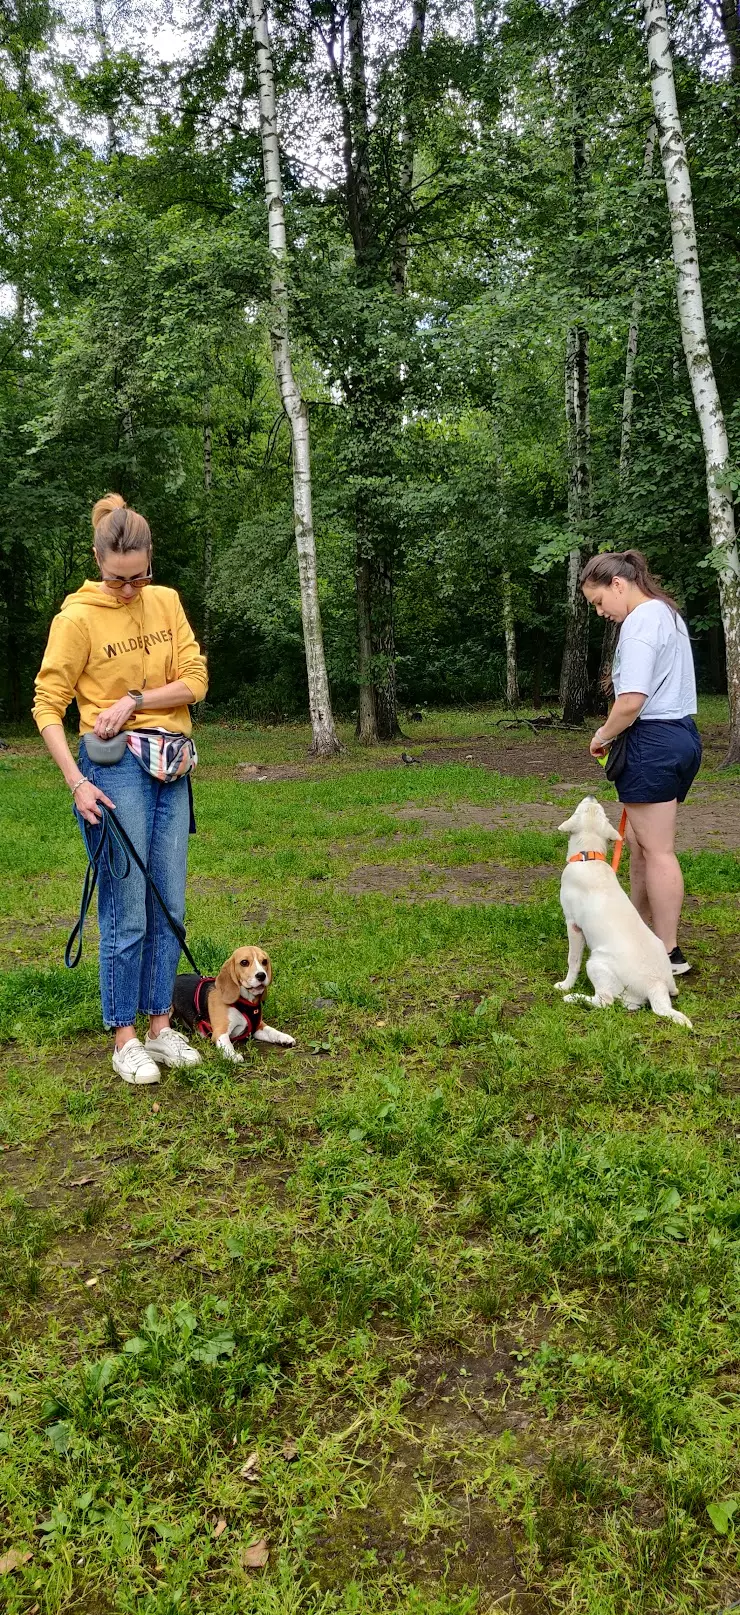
[144,1027,202,1069]
[113,1037,161,1086]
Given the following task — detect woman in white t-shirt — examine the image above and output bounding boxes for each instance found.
[580,550,702,976]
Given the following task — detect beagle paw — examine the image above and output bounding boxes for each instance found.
[216,1034,243,1064]
[254,1025,296,1047]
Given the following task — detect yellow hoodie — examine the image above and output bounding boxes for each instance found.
[32,582,208,737]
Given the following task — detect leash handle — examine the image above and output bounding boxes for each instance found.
[611,808,628,874]
[66,803,200,974]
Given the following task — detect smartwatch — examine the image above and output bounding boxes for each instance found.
[127,689,144,711]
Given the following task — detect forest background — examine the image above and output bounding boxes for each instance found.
[1,0,738,734]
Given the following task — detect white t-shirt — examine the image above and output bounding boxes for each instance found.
[613,600,697,719]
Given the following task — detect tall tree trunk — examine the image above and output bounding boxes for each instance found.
[501,568,519,706]
[560,66,592,727]
[595,123,659,709]
[392,0,426,297]
[619,123,657,484]
[203,412,213,658]
[360,0,427,740]
[644,0,740,763]
[718,0,740,79]
[373,556,399,739]
[560,323,592,723]
[709,624,727,693]
[355,544,376,743]
[325,0,410,742]
[250,0,339,756]
[93,0,118,160]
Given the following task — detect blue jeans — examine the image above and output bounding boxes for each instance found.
[77,740,190,1029]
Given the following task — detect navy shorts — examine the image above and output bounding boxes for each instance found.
[617,716,702,804]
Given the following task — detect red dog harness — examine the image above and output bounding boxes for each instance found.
[193,976,264,1043]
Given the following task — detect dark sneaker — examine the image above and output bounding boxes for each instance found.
[668,946,691,976]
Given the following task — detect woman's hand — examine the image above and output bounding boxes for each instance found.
[74,780,116,826]
[94,694,136,738]
[589,727,609,759]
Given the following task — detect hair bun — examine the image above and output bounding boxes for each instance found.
[92,492,126,531]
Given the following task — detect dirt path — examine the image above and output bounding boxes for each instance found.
[237,724,738,853]
[393,791,739,854]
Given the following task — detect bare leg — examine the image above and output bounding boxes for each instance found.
[625,826,651,926]
[115,1013,171,1051]
[624,800,682,952]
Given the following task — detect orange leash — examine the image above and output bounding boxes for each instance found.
[611,808,628,874]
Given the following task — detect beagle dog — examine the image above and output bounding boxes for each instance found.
[172,946,295,1062]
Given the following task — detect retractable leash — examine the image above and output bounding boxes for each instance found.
[66,802,201,973]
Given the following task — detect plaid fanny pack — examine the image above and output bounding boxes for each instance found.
[126,729,197,782]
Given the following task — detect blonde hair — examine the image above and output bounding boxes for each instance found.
[92,493,151,560]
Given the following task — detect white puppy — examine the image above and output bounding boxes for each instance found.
[554,796,692,1028]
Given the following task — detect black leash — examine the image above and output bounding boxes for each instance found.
[66,802,201,974]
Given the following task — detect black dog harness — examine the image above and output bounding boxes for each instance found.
[172,973,264,1043]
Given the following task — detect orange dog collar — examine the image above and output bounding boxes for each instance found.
[568,850,607,864]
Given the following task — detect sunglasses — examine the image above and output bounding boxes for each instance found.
[100,570,152,591]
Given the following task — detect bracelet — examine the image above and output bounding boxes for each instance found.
[70,778,86,795]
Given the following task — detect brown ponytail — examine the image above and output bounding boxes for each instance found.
[580,549,679,614]
[92,493,151,560]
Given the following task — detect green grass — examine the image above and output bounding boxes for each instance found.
[1,703,739,1613]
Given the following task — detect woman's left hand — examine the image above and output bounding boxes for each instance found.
[589,728,609,759]
[94,695,137,737]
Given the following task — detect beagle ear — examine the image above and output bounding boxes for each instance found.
[215,952,242,1005]
[558,814,579,834]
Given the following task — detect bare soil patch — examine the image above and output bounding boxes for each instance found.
[343,861,558,904]
[232,725,740,853]
[395,788,740,854]
[312,1334,549,1606]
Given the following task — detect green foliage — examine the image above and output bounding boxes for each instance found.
[1,0,738,721]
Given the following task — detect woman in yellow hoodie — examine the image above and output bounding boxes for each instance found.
[33,494,209,1086]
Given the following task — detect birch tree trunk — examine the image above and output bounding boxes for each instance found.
[250,0,339,756]
[501,569,519,706]
[644,0,740,762]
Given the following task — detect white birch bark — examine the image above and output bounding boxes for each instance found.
[249,0,339,756]
[619,123,656,485]
[644,0,740,761]
[501,568,519,707]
